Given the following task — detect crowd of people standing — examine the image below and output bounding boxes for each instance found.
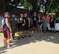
[0,12,59,48]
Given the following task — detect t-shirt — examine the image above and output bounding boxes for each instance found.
[25,17,29,26]
[19,17,25,26]
[11,17,16,27]
[32,16,38,23]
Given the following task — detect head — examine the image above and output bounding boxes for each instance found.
[20,13,23,18]
[33,12,37,16]
[47,14,49,17]
[12,14,16,18]
[24,13,28,17]
[4,12,10,18]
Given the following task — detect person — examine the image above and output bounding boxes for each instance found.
[50,15,55,32]
[24,13,31,37]
[47,15,51,31]
[2,12,12,48]
[10,14,17,40]
[18,13,26,38]
[42,14,47,32]
[17,17,20,32]
[32,12,38,33]
[37,13,42,32]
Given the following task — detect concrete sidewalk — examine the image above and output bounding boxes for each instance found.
[0,32,59,54]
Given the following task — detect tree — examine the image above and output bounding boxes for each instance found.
[16,0,33,11]
[47,0,59,13]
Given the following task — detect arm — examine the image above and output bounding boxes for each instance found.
[28,18,31,27]
[6,18,11,32]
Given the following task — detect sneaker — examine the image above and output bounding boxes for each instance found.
[24,35,27,37]
[21,36,25,38]
[7,46,12,49]
[32,31,34,33]
[28,35,31,37]
[18,37,20,40]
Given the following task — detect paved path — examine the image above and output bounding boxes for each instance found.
[0,32,59,54]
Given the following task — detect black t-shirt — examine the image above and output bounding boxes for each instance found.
[24,17,29,26]
[32,16,38,23]
[19,17,25,26]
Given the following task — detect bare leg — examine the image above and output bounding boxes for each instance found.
[7,39,10,46]
[6,30,11,48]
[4,38,7,47]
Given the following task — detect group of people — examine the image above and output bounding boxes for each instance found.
[1,11,59,48]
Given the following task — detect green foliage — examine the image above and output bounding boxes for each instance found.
[19,0,33,10]
[47,0,59,13]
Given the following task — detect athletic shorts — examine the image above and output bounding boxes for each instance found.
[21,26,25,31]
[33,21,37,27]
[25,25,29,30]
[3,29,10,40]
[38,22,42,26]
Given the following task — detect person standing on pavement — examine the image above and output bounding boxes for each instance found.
[2,12,12,48]
[47,15,51,31]
[50,15,55,32]
[10,14,17,40]
[37,13,42,32]
[32,12,38,33]
[42,14,47,32]
[24,13,31,37]
[19,13,26,38]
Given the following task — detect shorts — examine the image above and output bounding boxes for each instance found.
[50,22,54,28]
[25,25,29,30]
[17,23,20,31]
[33,22,37,27]
[38,22,42,26]
[3,29,10,40]
[21,26,25,31]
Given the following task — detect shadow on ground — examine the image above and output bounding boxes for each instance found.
[0,32,59,54]
[0,47,7,54]
[13,32,59,47]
